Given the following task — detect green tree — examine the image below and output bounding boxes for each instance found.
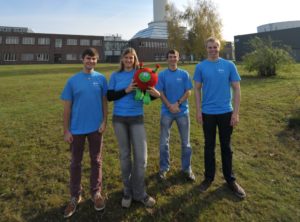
[166,2,187,53]
[166,0,223,60]
[243,37,294,76]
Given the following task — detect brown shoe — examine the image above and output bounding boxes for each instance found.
[64,196,81,218]
[93,192,105,211]
[228,181,246,199]
[199,179,212,192]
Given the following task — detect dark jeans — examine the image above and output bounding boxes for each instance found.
[202,112,236,183]
[69,131,103,198]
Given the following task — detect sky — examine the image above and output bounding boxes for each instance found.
[0,0,299,41]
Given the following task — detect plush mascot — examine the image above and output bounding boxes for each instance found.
[134,62,160,105]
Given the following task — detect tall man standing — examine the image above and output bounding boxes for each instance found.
[156,49,195,181]
[193,37,246,198]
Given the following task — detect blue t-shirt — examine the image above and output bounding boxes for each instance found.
[108,69,143,116]
[156,68,193,117]
[61,71,108,135]
[193,58,241,114]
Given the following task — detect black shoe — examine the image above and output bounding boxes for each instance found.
[199,179,212,192]
[228,181,246,199]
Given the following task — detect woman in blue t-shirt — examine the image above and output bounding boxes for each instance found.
[107,47,160,208]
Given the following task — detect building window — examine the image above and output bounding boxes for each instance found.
[21,53,34,61]
[0,36,2,44]
[22,37,35,45]
[4,53,17,61]
[66,54,77,60]
[38,38,50,45]
[36,53,49,61]
[55,39,62,48]
[80,39,90,46]
[5,36,19,44]
[67,39,77,45]
[92,39,102,46]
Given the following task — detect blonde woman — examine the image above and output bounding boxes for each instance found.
[107,48,160,208]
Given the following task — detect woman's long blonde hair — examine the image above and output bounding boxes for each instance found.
[118,47,139,72]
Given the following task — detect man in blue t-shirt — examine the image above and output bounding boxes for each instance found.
[61,48,108,218]
[156,49,195,181]
[193,37,246,199]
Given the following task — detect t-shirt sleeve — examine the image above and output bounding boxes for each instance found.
[229,62,241,82]
[60,79,72,101]
[193,64,203,83]
[102,76,108,96]
[155,71,164,91]
[108,73,116,90]
[184,71,193,90]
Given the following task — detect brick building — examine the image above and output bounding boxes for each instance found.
[0,28,104,65]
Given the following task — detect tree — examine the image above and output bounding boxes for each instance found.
[165,2,187,53]
[243,37,294,76]
[166,0,223,60]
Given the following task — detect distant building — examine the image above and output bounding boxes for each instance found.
[132,0,168,40]
[104,35,128,63]
[0,27,104,64]
[220,41,235,61]
[129,38,168,62]
[235,21,300,62]
[257,20,300,33]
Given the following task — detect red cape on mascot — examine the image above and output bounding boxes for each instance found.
[133,62,160,104]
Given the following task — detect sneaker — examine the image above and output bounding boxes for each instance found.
[141,195,156,208]
[121,195,132,208]
[199,179,212,192]
[228,181,246,199]
[184,171,196,181]
[92,192,105,211]
[64,196,82,218]
[158,171,167,180]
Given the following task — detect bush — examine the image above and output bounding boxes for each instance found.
[243,37,294,76]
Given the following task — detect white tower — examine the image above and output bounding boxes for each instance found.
[131,0,168,39]
[154,0,167,22]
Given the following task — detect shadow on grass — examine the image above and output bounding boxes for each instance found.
[28,171,243,222]
[141,171,243,221]
[28,190,137,222]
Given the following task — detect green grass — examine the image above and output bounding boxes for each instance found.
[0,63,299,222]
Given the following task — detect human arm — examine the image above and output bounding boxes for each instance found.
[177,90,191,105]
[194,82,203,124]
[99,96,108,133]
[107,79,137,101]
[159,91,180,113]
[231,82,241,127]
[146,86,160,99]
[63,100,73,143]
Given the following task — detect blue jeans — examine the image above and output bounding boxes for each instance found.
[159,114,192,173]
[112,115,148,201]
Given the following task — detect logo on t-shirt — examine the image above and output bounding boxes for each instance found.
[217,68,225,73]
[176,77,183,82]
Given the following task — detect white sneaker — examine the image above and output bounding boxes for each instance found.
[121,195,132,208]
[141,195,156,207]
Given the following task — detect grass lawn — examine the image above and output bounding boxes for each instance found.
[0,63,299,222]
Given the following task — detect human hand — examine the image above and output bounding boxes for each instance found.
[125,79,137,93]
[64,130,73,143]
[98,122,106,134]
[168,103,180,113]
[146,86,160,97]
[196,111,203,124]
[230,112,239,127]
